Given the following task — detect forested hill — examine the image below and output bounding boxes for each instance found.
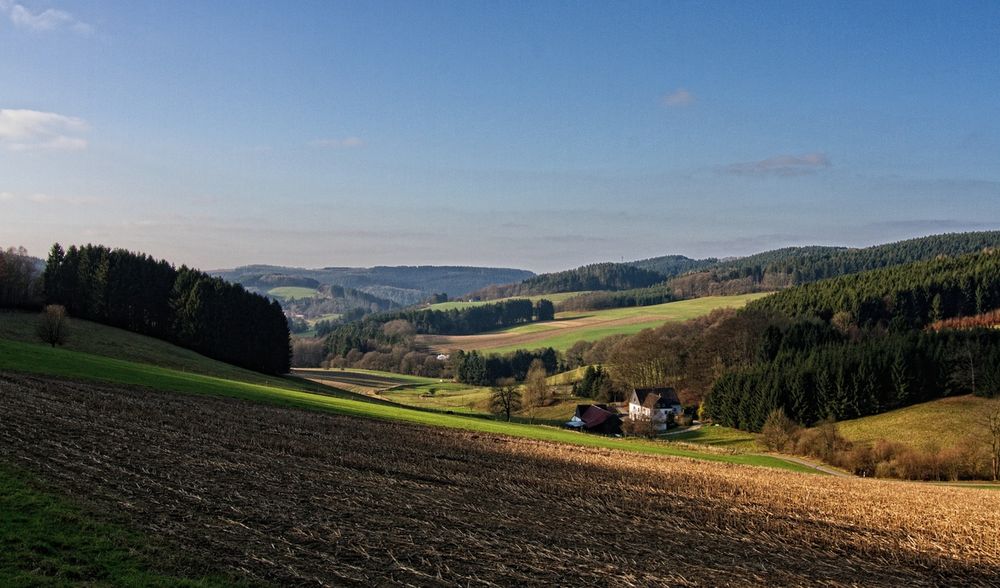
[747,249,1000,329]
[667,231,1000,297]
[467,262,666,300]
[628,254,716,277]
[42,244,290,374]
[212,265,535,306]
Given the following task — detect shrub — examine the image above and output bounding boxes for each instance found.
[761,409,800,452]
[36,304,69,348]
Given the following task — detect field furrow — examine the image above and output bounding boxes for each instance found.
[1,373,998,587]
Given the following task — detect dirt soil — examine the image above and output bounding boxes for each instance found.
[2,372,999,587]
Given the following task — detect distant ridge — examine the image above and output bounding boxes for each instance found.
[211,264,535,306]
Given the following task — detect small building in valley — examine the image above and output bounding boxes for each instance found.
[565,404,622,435]
[628,388,683,432]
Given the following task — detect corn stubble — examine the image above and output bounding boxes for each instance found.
[1,373,998,587]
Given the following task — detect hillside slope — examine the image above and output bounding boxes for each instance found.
[668,231,1000,297]
[0,310,301,391]
[212,264,535,305]
[835,395,1000,449]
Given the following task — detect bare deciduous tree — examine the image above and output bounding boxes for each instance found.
[988,408,1000,481]
[522,359,551,408]
[490,378,521,422]
[36,304,69,348]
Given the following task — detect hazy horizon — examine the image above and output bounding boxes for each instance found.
[3,1,999,273]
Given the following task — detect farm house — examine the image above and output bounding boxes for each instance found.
[628,388,683,432]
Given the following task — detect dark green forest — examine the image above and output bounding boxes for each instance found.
[747,250,1000,327]
[42,244,290,374]
[628,254,717,277]
[667,232,1000,297]
[469,262,666,300]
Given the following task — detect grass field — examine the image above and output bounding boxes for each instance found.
[299,368,586,422]
[3,373,998,586]
[546,365,591,385]
[0,339,808,471]
[426,291,589,311]
[267,286,318,300]
[0,463,237,587]
[670,425,762,451]
[420,293,769,353]
[835,394,1000,449]
[0,310,325,392]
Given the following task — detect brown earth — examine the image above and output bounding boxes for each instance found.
[2,372,999,587]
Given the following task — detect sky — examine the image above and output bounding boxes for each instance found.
[1,1,998,272]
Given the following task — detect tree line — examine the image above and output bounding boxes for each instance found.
[324,298,554,358]
[453,348,558,385]
[557,283,678,311]
[705,328,1000,432]
[468,262,666,301]
[43,243,290,374]
[0,247,43,309]
[747,250,1000,328]
[665,231,1000,298]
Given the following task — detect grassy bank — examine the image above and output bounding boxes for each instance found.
[0,463,239,587]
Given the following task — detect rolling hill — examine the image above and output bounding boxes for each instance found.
[663,231,1000,297]
[212,264,536,306]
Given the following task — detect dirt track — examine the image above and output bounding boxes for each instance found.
[2,372,999,587]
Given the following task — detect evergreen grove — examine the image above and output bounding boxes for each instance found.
[42,243,290,374]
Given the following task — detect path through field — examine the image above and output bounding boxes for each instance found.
[2,373,998,586]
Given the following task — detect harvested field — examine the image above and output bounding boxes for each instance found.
[2,373,999,587]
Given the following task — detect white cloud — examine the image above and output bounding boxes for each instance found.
[663,88,696,107]
[0,0,92,34]
[0,191,100,205]
[726,152,831,176]
[309,136,365,149]
[0,108,89,151]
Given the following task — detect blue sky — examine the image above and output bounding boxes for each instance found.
[1,1,998,272]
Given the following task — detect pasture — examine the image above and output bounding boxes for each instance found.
[835,394,1000,449]
[0,310,314,392]
[420,293,768,353]
[2,372,998,586]
[266,286,318,300]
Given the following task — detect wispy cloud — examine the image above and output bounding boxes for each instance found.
[0,108,89,151]
[662,88,695,107]
[309,136,365,149]
[725,152,831,176]
[0,0,92,34]
[0,190,100,205]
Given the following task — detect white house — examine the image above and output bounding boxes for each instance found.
[628,388,683,432]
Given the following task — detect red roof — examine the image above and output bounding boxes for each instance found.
[581,405,615,428]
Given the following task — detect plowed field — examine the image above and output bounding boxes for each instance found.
[1,373,998,586]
